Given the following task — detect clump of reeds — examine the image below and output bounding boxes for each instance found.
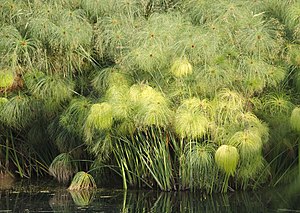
[68,171,97,190]
[49,153,77,183]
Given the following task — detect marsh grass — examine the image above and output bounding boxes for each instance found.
[1,0,300,193]
[0,70,14,88]
[290,107,300,132]
[49,153,77,183]
[68,171,97,190]
[84,103,113,142]
[183,141,216,191]
[59,98,91,136]
[0,132,49,178]
[229,130,262,160]
[0,95,36,129]
[174,98,210,139]
[215,145,239,192]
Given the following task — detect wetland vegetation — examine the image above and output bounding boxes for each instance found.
[1,0,300,195]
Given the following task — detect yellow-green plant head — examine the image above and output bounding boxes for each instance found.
[290,107,300,133]
[129,84,156,105]
[215,145,239,176]
[0,97,8,105]
[106,84,131,120]
[129,84,143,104]
[216,88,245,110]
[287,44,300,67]
[188,143,215,171]
[86,102,113,130]
[107,71,129,87]
[68,171,97,191]
[180,97,201,112]
[133,84,172,128]
[49,153,77,183]
[229,130,262,160]
[170,58,193,78]
[238,112,269,143]
[174,98,209,139]
[0,71,14,88]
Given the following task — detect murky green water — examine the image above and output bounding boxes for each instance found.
[1,179,300,212]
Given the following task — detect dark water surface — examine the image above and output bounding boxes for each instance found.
[1,179,300,212]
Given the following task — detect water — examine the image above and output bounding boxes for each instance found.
[1,179,300,212]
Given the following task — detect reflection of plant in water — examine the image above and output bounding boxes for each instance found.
[122,190,156,213]
[49,190,74,213]
[69,190,95,207]
[120,190,272,213]
[1,187,299,212]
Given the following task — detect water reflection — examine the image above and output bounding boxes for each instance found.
[0,182,300,212]
[49,190,74,212]
[69,190,95,206]
[122,191,269,213]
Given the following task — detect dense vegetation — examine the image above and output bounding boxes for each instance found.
[1,0,300,193]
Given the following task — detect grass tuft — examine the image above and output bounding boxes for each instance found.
[68,171,97,190]
[86,103,113,131]
[49,153,77,183]
[215,145,239,176]
[0,70,14,88]
[170,58,193,78]
[290,107,300,133]
[174,98,209,139]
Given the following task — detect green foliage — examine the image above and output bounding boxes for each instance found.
[290,107,300,132]
[262,92,294,115]
[68,171,97,190]
[186,143,215,173]
[229,130,262,160]
[0,25,38,67]
[183,142,216,190]
[174,98,209,139]
[132,84,173,128]
[49,153,77,183]
[0,95,36,129]
[113,128,175,191]
[0,97,8,105]
[48,117,85,157]
[25,72,74,106]
[287,44,300,67]
[59,98,91,136]
[237,155,268,190]
[89,134,113,162]
[237,112,269,143]
[86,103,113,130]
[1,0,300,193]
[215,145,239,176]
[27,119,56,164]
[84,102,113,141]
[286,2,300,39]
[105,72,132,121]
[0,70,14,88]
[170,58,193,78]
